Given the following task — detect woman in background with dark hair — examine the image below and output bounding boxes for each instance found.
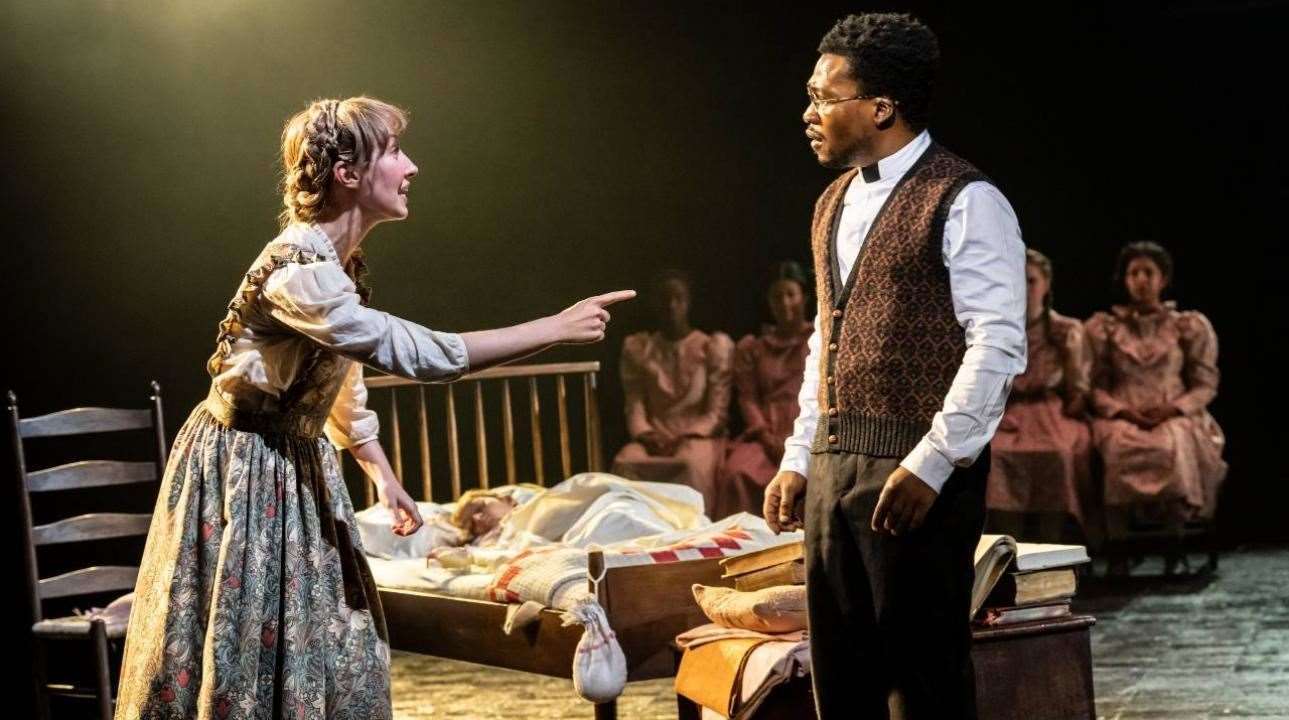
[986,249,1094,543]
[715,261,814,518]
[1087,241,1227,535]
[611,270,733,514]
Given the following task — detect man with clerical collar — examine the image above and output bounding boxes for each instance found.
[764,13,1027,719]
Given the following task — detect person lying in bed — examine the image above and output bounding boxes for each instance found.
[359,472,713,564]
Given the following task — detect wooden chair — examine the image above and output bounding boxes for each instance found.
[1098,500,1220,577]
[9,383,167,720]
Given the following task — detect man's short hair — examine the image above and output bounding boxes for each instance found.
[818,13,939,131]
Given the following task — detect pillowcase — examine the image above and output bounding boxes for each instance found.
[691,583,807,633]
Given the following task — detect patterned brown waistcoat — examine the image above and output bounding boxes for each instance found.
[811,143,990,457]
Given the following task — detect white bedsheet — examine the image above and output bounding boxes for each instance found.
[365,556,493,600]
[357,473,802,605]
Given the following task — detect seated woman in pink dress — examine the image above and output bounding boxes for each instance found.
[716,261,813,519]
[611,270,734,515]
[1087,241,1227,533]
[986,249,1094,543]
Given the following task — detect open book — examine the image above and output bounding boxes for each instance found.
[970,534,1089,618]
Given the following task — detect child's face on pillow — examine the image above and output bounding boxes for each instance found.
[465,496,514,538]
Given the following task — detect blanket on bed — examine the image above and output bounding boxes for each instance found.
[358,473,801,610]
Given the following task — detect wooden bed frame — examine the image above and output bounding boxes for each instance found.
[362,362,731,719]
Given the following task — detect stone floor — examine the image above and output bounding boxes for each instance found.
[390,545,1289,719]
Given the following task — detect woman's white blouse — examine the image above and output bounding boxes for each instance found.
[209,224,470,449]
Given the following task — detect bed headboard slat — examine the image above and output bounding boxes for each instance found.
[529,377,545,487]
[446,384,462,500]
[417,385,432,500]
[473,382,489,489]
[502,379,517,485]
[389,388,404,486]
[362,362,601,503]
[556,375,572,479]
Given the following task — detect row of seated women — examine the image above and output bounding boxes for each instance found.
[610,243,1227,544]
[609,263,811,520]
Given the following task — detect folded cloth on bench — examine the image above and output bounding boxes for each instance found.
[675,632,810,719]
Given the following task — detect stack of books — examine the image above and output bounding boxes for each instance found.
[719,541,805,592]
[715,534,1087,627]
[971,534,1089,627]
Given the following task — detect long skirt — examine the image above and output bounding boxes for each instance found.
[713,440,777,520]
[986,394,1094,528]
[114,406,391,720]
[1092,410,1227,520]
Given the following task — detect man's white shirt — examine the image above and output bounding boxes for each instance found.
[779,130,1027,492]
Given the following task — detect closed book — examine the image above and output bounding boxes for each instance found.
[985,568,1077,608]
[721,541,804,578]
[1014,542,1090,572]
[971,535,1089,618]
[978,602,1071,627]
[732,560,806,592]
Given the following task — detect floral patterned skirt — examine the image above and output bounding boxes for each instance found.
[115,405,390,720]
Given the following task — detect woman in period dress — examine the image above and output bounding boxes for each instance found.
[1086,241,1227,536]
[610,270,733,515]
[714,261,814,519]
[985,249,1095,544]
[114,97,632,719]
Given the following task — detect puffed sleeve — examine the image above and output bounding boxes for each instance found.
[324,362,380,450]
[620,333,654,439]
[261,260,469,383]
[1085,312,1129,418]
[733,334,768,433]
[1172,311,1220,415]
[691,332,734,438]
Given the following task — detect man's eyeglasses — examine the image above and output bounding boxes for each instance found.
[806,90,896,113]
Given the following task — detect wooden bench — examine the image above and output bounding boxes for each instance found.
[677,615,1096,720]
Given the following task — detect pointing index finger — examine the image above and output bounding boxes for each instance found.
[592,289,637,307]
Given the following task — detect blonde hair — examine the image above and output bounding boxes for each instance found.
[278,96,409,228]
[450,488,510,532]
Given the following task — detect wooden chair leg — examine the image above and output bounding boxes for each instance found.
[32,637,51,720]
[91,620,114,720]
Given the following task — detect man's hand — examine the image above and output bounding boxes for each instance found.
[870,465,937,536]
[764,471,807,533]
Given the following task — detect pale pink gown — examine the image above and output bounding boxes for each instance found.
[611,330,734,514]
[986,311,1094,528]
[1086,303,1227,520]
[715,322,812,519]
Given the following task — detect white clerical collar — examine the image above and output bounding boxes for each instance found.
[855,130,932,185]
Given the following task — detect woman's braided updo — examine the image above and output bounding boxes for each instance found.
[278,96,408,228]
[1026,248,1057,345]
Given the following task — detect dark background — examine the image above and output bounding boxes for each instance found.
[3,0,1285,712]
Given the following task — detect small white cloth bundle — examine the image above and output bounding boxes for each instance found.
[561,597,627,704]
